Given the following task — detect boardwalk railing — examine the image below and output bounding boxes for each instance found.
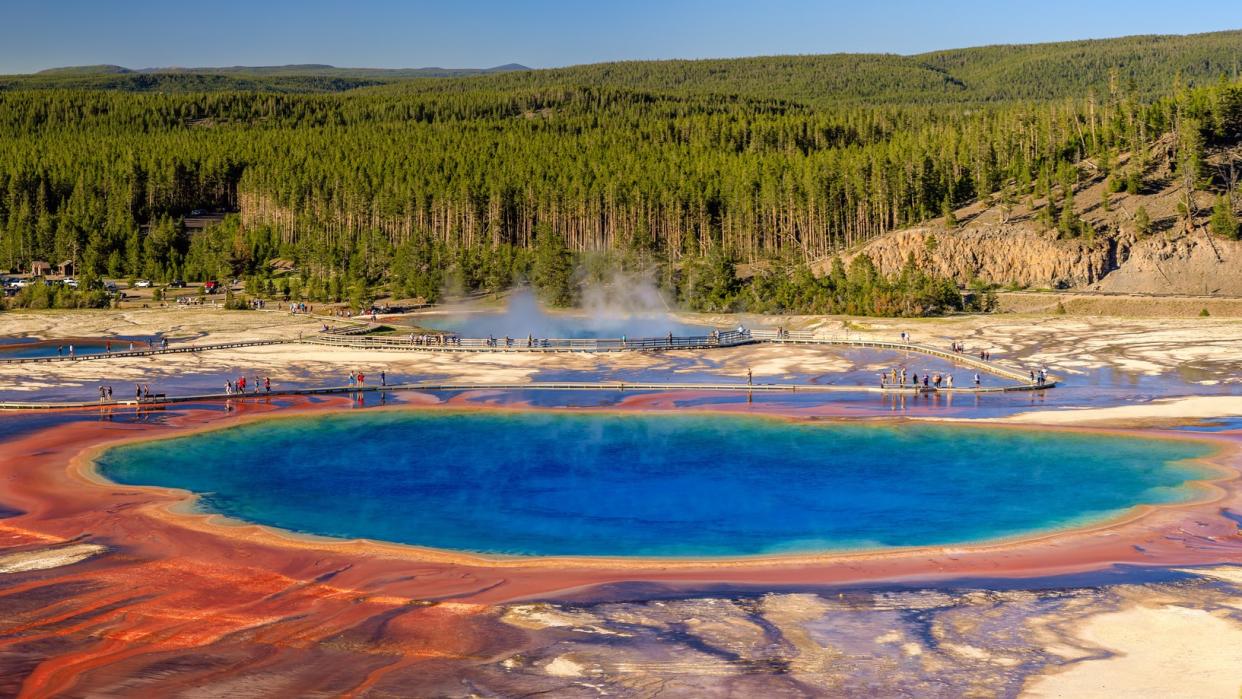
[303,330,754,352]
[0,377,1050,411]
[0,339,290,365]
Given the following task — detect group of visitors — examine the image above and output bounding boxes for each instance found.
[56,344,75,358]
[246,298,267,310]
[224,375,271,395]
[347,370,385,387]
[289,302,313,314]
[879,367,985,390]
[947,340,994,361]
[409,333,458,346]
[879,367,955,389]
[1029,368,1049,385]
[96,384,158,402]
[351,370,388,387]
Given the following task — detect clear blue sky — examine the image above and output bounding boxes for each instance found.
[3,0,1242,73]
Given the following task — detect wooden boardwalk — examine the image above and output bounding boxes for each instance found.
[0,339,288,365]
[0,378,1054,411]
[0,327,1056,401]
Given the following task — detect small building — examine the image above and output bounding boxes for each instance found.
[29,260,51,276]
[57,260,74,276]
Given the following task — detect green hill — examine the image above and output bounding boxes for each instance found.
[8,30,1242,100]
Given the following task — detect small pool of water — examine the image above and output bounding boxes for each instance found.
[96,412,1214,557]
[0,337,150,359]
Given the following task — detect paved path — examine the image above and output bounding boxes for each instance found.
[0,377,1054,411]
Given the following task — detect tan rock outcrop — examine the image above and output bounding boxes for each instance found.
[831,224,1241,295]
[834,226,1129,289]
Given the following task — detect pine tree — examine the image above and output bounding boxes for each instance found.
[530,227,575,307]
[1209,195,1240,239]
[941,196,957,228]
[1133,206,1152,236]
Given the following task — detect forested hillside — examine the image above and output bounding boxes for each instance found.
[446,30,1242,105]
[1,31,1241,315]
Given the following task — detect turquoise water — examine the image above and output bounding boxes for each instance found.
[96,412,1214,557]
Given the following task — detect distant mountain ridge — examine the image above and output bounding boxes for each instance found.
[5,29,1241,100]
[33,63,531,78]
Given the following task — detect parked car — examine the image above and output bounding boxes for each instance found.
[104,281,118,292]
[62,277,78,289]
[203,280,220,294]
[134,279,152,288]
[169,279,187,288]
[12,278,31,289]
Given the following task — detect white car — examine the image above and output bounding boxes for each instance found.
[63,278,79,288]
[134,279,152,288]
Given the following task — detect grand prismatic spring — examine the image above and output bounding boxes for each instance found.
[3,305,1242,697]
[96,412,1214,557]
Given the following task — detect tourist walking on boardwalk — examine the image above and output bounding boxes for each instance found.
[105,340,111,353]
[747,368,753,386]
[107,386,113,399]
[99,386,106,401]
[57,345,63,357]
[974,373,981,387]
[225,380,232,395]
[135,384,141,401]
[946,374,954,389]
[380,371,386,387]
[264,377,271,393]
[68,344,75,359]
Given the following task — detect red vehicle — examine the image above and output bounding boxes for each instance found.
[203,280,220,294]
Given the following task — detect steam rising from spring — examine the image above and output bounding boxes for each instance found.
[428,271,708,339]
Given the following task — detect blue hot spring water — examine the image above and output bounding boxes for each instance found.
[96,412,1214,557]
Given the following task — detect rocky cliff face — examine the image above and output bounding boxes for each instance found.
[1093,230,1242,295]
[835,225,1241,295]
[836,226,1130,289]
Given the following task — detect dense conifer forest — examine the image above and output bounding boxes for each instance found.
[2,31,1241,314]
